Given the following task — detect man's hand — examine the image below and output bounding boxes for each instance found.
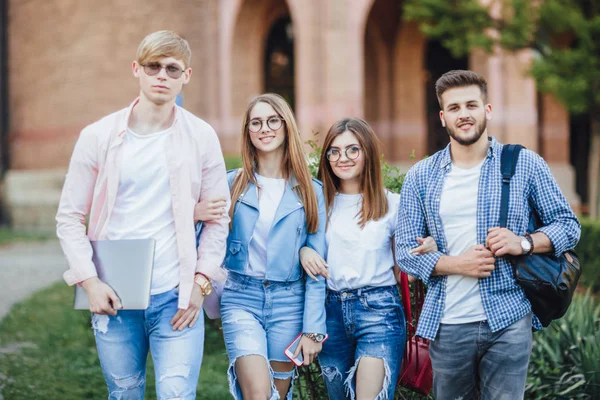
[81,277,122,315]
[409,236,438,255]
[293,336,323,366]
[486,227,522,257]
[457,244,496,278]
[299,247,328,280]
[170,284,204,331]
[194,197,228,223]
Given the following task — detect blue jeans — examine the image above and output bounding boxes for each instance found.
[318,285,406,400]
[220,272,304,400]
[430,313,533,400]
[91,288,204,400]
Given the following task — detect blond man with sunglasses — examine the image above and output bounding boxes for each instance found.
[56,30,230,399]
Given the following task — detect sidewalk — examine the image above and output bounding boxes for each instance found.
[0,240,67,320]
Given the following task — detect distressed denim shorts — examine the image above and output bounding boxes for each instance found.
[220,271,304,400]
[318,285,406,400]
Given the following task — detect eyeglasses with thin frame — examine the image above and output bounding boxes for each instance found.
[248,116,285,133]
[141,62,185,79]
[326,146,361,162]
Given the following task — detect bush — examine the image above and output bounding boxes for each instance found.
[224,154,242,170]
[575,218,600,292]
[526,291,600,399]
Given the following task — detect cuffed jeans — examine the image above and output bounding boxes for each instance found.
[91,287,204,400]
[430,313,533,400]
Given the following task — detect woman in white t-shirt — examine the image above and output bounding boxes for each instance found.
[299,117,436,400]
[194,93,327,400]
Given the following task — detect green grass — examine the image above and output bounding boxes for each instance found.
[0,227,53,246]
[0,283,230,399]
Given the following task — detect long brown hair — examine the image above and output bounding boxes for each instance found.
[317,117,388,228]
[229,93,319,233]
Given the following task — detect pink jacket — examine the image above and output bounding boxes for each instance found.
[56,98,230,309]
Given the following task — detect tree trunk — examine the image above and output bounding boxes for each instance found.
[588,110,600,217]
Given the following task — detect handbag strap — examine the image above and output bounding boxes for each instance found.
[400,272,427,337]
[400,272,413,324]
[499,144,524,228]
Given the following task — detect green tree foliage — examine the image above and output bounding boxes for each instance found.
[404,0,600,215]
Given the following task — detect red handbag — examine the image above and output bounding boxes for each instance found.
[397,272,433,395]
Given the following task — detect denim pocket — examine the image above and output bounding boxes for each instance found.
[361,290,399,314]
[224,277,244,292]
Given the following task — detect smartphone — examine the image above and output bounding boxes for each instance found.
[284,333,329,367]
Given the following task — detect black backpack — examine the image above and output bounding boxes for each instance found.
[499,144,581,327]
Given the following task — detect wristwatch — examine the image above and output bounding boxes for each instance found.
[303,333,326,343]
[194,273,213,296]
[520,234,534,256]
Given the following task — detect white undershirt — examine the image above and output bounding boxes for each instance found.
[247,174,286,278]
[326,191,399,291]
[106,127,180,295]
[439,160,486,324]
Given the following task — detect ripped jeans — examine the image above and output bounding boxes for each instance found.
[318,285,405,400]
[220,272,304,400]
[91,287,204,400]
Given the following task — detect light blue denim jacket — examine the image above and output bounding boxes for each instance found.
[223,170,327,334]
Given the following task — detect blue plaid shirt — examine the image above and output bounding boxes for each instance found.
[395,137,581,340]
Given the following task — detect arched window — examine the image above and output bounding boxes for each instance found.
[264,16,295,111]
[425,40,468,155]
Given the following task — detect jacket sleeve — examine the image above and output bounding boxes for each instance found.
[55,127,99,285]
[302,180,327,334]
[195,128,231,279]
[395,170,444,286]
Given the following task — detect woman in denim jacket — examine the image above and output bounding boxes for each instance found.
[300,118,437,400]
[199,93,327,400]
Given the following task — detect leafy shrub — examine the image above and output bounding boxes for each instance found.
[526,291,600,399]
[576,218,600,292]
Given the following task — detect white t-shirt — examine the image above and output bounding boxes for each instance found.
[106,128,180,295]
[326,191,399,291]
[247,174,286,278]
[439,161,486,324]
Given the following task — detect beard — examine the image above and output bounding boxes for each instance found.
[445,118,487,146]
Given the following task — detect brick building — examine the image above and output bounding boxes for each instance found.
[1,0,587,231]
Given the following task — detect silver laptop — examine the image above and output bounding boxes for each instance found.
[74,239,156,310]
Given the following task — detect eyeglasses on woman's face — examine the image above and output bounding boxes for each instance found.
[326,146,361,162]
[247,116,285,133]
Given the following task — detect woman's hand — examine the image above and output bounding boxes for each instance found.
[393,265,417,284]
[300,246,328,280]
[409,236,438,255]
[293,336,323,366]
[194,197,228,223]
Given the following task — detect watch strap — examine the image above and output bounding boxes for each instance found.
[524,233,534,256]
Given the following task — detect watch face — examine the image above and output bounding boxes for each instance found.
[314,334,325,342]
[521,237,531,253]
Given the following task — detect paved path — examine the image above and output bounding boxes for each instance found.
[0,240,67,320]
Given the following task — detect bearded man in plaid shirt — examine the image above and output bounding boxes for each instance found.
[395,70,580,400]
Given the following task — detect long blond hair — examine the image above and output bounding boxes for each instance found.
[229,93,319,233]
[317,117,388,228]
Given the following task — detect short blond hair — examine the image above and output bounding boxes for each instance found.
[137,30,191,68]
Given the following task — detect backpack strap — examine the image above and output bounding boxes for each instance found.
[499,144,524,228]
